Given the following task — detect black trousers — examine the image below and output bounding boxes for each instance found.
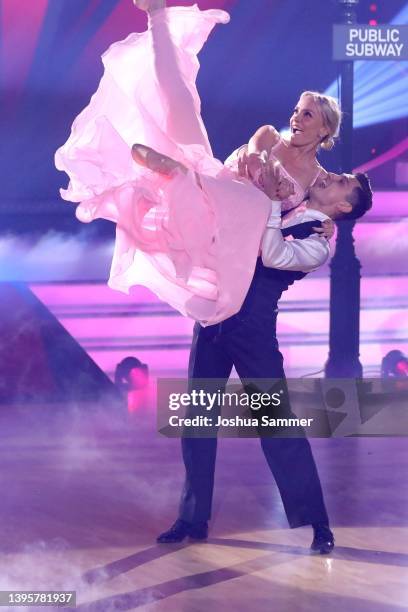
[178,314,329,528]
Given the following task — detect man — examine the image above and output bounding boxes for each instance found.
[157,164,373,554]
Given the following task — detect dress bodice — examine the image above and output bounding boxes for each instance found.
[224,139,323,213]
[267,139,323,213]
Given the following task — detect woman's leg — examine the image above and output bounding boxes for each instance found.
[134,0,212,151]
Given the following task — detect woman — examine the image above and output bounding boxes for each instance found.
[230,88,341,213]
[55,0,340,325]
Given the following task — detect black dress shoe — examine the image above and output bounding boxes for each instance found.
[311,523,335,554]
[157,519,208,543]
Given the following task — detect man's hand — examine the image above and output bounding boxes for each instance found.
[313,219,335,239]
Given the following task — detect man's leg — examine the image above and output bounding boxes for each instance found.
[225,317,331,537]
[180,322,233,523]
[157,322,233,542]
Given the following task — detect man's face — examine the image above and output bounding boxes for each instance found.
[308,172,360,217]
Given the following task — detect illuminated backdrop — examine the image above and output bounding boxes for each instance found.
[0,0,406,231]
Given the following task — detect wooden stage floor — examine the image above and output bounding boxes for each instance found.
[0,403,407,611]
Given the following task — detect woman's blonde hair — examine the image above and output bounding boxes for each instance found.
[300,91,342,150]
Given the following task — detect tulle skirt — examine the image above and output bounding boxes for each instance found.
[55,5,271,325]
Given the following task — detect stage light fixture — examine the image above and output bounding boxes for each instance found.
[381,350,408,378]
[114,356,149,392]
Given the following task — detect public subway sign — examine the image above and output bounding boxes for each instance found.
[333,25,408,60]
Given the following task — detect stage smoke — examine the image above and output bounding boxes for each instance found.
[0,230,114,282]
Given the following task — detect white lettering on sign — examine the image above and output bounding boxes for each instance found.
[348,28,400,43]
[346,42,404,57]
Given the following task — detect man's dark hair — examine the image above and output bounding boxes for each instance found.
[341,172,373,220]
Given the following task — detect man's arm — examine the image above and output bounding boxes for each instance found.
[262,202,330,272]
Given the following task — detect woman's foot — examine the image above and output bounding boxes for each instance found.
[131,144,187,176]
[132,0,165,13]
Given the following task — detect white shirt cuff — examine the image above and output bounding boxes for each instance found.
[266,200,282,228]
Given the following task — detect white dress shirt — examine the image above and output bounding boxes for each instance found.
[261,201,330,272]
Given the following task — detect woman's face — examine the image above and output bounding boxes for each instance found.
[289,95,328,148]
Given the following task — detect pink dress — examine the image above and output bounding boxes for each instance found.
[55,6,307,326]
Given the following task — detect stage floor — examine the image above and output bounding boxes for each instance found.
[0,403,407,611]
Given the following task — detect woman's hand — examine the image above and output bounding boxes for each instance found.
[237,148,268,182]
[276,176,295,200]
[260,162,295,201]
[313,219,335,239]
[237,145,249,177]
[246,153,265,182]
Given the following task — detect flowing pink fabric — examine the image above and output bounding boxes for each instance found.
[55,5,272,325]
